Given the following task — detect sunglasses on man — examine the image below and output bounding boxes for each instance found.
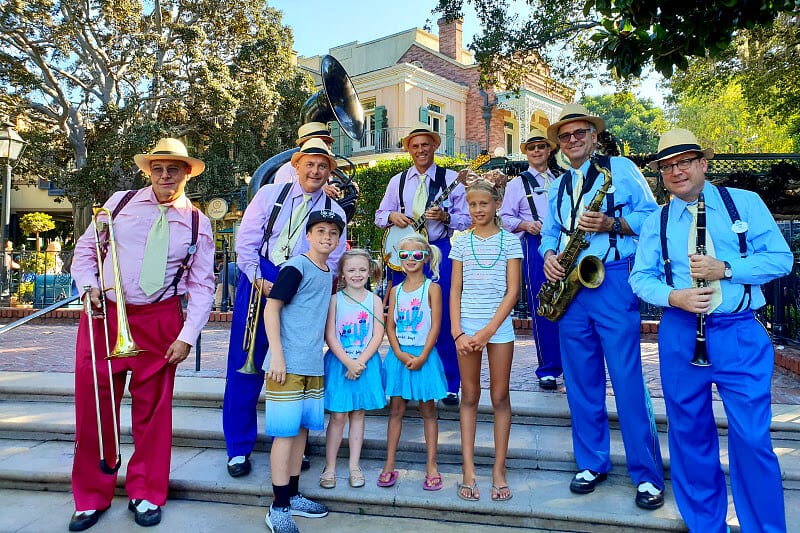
[557,128,592,143]
[526,142,550,151]
[398,249,429,261]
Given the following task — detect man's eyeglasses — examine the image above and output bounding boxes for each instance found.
[526,143,549,151]
[398,249,428,261]
[557,128,593,143]
[658,156,701,176]
[150,165,186,177]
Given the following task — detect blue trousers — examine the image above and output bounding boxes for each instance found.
[389,236,459,394]
[222,258,279,458]
[659,309,786,533]
[521,233,562,379]
[559,259,663,488]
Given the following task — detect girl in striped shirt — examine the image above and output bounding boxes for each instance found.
[449,174,522,503]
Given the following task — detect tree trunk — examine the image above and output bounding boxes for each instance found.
[72,204,93,241]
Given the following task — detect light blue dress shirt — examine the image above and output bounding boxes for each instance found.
[539,156,657,261]
[629,183,793,312]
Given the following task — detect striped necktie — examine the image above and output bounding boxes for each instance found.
[139,204,170,296]
[412,174,428,219]
[687,204,722,312]
[271,193,311,265]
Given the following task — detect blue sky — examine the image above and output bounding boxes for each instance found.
[269,0,664,107]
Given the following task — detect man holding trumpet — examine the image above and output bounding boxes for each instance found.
[222,138,347,478]
[630,128,791,532]
[68,138,215,531]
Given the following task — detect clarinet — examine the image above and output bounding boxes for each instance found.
[691,193,711,367]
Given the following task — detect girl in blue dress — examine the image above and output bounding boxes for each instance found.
[321,249,386,489]
[378,234,447,491]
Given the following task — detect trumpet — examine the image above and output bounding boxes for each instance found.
[238,269,263,375]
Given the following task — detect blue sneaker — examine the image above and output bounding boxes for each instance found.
[289,493,328,518]
[265,505,299,533]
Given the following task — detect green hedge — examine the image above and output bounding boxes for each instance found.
[347,154,468,251]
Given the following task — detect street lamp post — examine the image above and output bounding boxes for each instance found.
[0,121,27,298]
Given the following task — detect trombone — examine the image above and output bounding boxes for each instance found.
[84,208,141,474]
[238,267,263,375]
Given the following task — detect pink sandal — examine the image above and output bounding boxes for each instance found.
[377,470,398,487]
[423,473,442,491]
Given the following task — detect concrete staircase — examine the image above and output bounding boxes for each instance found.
[0,371,798,532]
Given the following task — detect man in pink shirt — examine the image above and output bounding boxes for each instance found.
[68,138,215,531]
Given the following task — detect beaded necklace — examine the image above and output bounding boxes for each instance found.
[469,229,504,269]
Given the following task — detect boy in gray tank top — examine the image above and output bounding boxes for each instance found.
[262,209,345,533]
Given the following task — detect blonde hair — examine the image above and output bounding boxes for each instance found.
[397,233,441,281]
[337,248,383,290]
[465,180,504,227]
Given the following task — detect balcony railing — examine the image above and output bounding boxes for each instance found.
[333,127,483,160]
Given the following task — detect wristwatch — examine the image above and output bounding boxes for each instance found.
[612,217,622,234]
[723,261,733,280]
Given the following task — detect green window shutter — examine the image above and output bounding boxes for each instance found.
[418,106,429,124]
[342,131,353,157]
[329,121,342,155]
[445,114,455,157]
[375,105,387,152]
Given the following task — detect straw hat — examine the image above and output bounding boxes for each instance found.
[546,104,606,144]
[295,122,335,146]
[401,126,441,151]
[290,138,338,170]
[134,138,205,177]
[520,127,556,152]
[648,128,715,170]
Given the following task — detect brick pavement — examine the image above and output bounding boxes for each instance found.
[1,321,798,404]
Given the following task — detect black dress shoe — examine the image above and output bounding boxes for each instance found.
[569,470,607,494]
[301,454,311,471]
[635,484,665,510]
[538,376,558,390]
[227,456,252,477]
[68,507,109,531]
[441,392,459,406]
[128,500,162,527]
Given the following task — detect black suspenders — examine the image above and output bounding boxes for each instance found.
[259,183,334,260]
[519,171,541,222]
[398,166,448,240]
[109,189,199,303]
[659,186,751,310]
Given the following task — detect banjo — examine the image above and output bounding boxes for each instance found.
[381,172,465,271]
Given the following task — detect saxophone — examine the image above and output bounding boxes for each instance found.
[537,158,613,321]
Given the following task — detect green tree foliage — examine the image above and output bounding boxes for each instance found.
[434,0,799,87]
[668,14,800,150]
[580,93,668,154]
[675,82,793,153]
[19,212,55,252]
[0,0,310,237]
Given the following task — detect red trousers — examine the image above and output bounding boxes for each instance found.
[71,296,183,511]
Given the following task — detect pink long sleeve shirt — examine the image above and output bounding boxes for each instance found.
[71,187,215,345]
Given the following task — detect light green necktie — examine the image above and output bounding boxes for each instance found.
[271,193,311,265]
[687,204,723,312]
[139,204,170,296]
[412,174,428,219]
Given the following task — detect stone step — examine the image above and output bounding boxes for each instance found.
[1,438,798,532]
[0,488,580,533]
[2,396,799,491]
[2,371,799,441]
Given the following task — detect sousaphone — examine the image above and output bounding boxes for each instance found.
[248,55,364,220]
